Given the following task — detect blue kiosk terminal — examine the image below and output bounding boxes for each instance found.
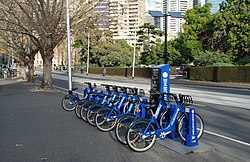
[150,64,198,147]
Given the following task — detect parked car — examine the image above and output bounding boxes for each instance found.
[180,64,193,72]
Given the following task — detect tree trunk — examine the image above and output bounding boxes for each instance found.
[27,57,35,83]
[41,57,53,90]
[17,62,26,80]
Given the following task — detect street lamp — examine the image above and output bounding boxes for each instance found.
[66,0,72,95]
[86,31,90,75]
[149,11,184,64]
[132,28,137,79]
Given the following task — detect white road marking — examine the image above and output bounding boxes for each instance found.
[204,130,250,146]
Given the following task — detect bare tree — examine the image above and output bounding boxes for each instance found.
[0,15,39,82]
[0,0,98,89]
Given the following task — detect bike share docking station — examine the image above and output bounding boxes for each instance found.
[150,64,211,154]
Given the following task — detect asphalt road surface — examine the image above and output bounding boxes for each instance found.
[45,71,250,161]
[1,70,249,162]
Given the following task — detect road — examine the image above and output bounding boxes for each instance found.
[37,71,250,161]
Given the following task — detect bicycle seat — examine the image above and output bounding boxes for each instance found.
[84,82,92,86]
[72,88,78,91]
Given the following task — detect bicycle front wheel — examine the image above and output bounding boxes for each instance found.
[122,101,130,114]
[95,107,118,132]
[159,110,170,128]
[126,119,156,152]
[80,102,93,121]
[61,94,78,111]
[86,105,101,126]
[75,99,87,118]
[177,113,204,142]
[115,114,137,145]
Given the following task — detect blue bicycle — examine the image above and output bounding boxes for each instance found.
[95,87,150,132]
[61,82,93,111]
[126,93,204,152]
[82,85,120,123]
[94,86,132,131]
[114,89,172,145]
[86,84,113,126]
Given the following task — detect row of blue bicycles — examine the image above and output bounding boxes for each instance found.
[61,82,204,152]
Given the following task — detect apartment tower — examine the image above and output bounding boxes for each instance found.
[163,0,193,40]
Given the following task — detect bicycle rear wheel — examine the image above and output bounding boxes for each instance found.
[177,113,204,142]
[126,119,156,152]
[61,94,79,111]
[115,114,137,145]
[95,107,118,132]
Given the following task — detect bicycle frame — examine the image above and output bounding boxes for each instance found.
[142,101,185,140]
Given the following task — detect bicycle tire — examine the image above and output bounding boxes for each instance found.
[86,105,101,126]
[80,101,94,121]
[95,107,118,132]
[159,110,170,128]
[75,99,87,118]
[122,101,130,114]
[126,119,156,152]
[177,113,204,142]
[61,94,79,111]
[115,114,137,145]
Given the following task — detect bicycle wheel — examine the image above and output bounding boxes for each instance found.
[159,110,170,128]
[177,113,204,142]
[80,101,93,122]
[61,94,79,111]
[126,119,156,152]
[122,101,130,114]
[115,114,137,145]
[75,99,87,119]
[95,107,118,132]
[86,105,101,126]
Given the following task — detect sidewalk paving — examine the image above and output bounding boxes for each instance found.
[0,78,244,162]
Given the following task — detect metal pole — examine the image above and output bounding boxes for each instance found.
[86,32,90,75]
[66,0,72,95]
[132,29,137,79]
[164,13,168,64]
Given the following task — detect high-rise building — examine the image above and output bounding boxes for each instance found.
[95,0,110,31]
[108,0,145,43]
[164,0,193,40]
[93,0,145,44]
[194,0,206,6]
[194,0,224,14]
[145,0,164,30]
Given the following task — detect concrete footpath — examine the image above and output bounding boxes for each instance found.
[0,78,244,162]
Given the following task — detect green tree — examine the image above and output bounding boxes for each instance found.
[140,38,164,65]
[99,40,133,67]
[137,23,164,65]
[213,0,250,64]
[193,50,232,66]
[166,4,212,65]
